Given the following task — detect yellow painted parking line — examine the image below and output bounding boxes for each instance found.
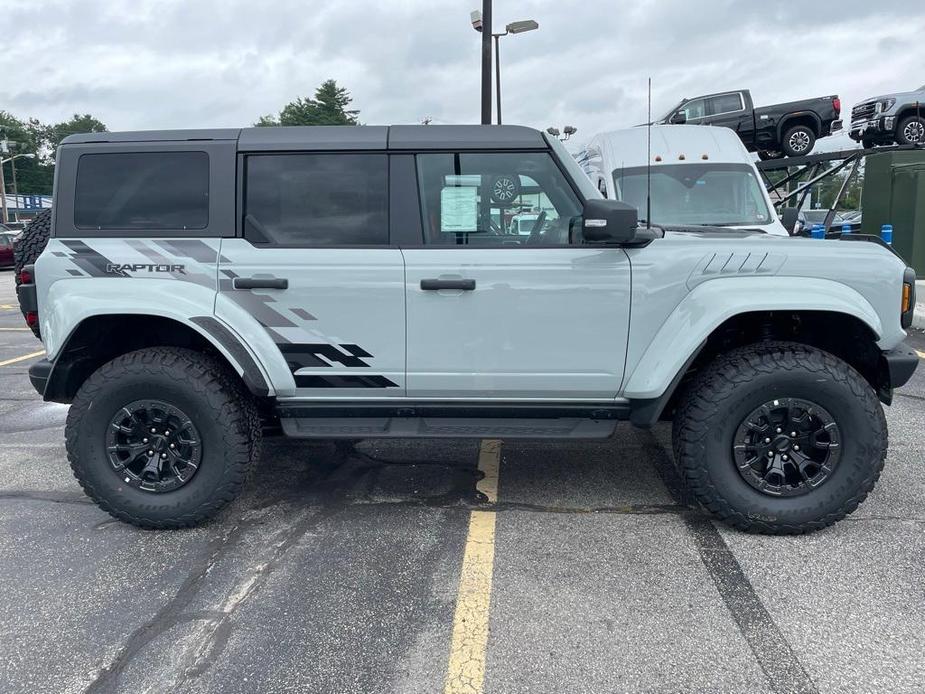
[0,350,45,367]
[0,304,17,310]
[917,349,925,360]
[444,439,501,694]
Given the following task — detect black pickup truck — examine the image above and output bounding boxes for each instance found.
[657,89,842,159]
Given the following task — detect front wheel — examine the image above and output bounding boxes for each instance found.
[781,125,816,157]
[66,347,261,529]
[896,115,925,145]
[672,342,887,534]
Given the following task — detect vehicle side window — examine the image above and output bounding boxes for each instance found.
[680,99,706,121]
[75,152,209,230]
[707,93,744,116]
[415,152,582,246]
[244,153,388,246]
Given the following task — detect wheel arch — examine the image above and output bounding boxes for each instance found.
[623,277,892,426]
[42,312,271,404]
[778,112,822,139]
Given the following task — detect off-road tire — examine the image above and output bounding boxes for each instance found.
[66,347,261,529]
[896,114,925,146]
[672,341,887,534]
[13,208,53,339]
[781,125,816,157]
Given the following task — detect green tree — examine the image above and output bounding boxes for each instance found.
[41,114,108,160]
[255,79,360,127]
[0,111,107,195]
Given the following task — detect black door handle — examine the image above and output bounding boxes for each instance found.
[420,278,476,291]
[233,277,289,290]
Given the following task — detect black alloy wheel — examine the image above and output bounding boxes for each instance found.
[106,399,203,493]
[732,398,841,497]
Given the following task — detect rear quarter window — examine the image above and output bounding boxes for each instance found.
[74,151,209,230]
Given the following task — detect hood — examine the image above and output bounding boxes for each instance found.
[858,88,925,105]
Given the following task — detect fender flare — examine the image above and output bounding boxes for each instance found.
[39,278,273,399]
[622,276,883,402]
[778,111,823,139]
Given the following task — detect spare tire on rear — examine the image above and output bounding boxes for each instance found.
[13,208,53,339]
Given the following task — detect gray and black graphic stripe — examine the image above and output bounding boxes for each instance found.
[279,343,398,388]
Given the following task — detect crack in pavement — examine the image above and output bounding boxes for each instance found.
[82,460,364,694]
[643,431,819,694]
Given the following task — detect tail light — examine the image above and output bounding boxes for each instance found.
[833,97,841,115]
[19,267,32,284]
[25,312,38,329]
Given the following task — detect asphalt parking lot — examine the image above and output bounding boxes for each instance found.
[1,268,924,694]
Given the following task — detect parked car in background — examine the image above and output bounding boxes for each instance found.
[849,85,925,148]
[578,125,789,235]
[657,89,842,159]
[0,231,15,268]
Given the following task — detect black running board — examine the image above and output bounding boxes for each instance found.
[275,402,629,439]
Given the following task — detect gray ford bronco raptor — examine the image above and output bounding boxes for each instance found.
[13,125,919,533]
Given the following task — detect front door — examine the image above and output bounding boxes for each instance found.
[403,150,632,400]
[216,152,406,398]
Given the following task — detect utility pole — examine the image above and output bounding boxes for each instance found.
[480,0,492,124]
[0,140,7,225]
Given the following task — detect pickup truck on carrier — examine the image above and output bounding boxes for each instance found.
[657,89,842,159]
[12,124,918,535]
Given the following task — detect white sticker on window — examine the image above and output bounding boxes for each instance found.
[440,187,479,232]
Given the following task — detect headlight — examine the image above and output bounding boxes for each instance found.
[876,98,896,113]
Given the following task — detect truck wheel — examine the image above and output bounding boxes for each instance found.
[66,347,261,529]
[13,208,53,339]
[672,341,887,534]
[897,115,925,145]
[781,125,816,157]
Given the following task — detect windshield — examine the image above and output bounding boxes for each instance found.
[658,100,686,122]
[612,163,772,227]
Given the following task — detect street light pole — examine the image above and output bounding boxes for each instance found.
[494,33,502,124]
[10,154,19,223]
[480,0,492,125]
[0,153,36,225]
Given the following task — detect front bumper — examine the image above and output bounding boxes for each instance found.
[849,115,896,141]
[882,344,919,391]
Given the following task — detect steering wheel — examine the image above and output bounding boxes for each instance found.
[526,211,548,243]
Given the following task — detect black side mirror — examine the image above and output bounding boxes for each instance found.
[670,112,687,125]
[582,199,638,243]
[780,207,799,235]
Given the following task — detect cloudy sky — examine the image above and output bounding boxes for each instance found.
[2,0,922,151]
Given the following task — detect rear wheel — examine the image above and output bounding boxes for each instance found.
[672,341,887,534]
[13,208,52,339]
[66,347,261,529]
[781,125,816,157]
[897,115,925,145]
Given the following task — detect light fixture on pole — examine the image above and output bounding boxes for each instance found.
[0,152,35,225]
[546,126,577,141]
[493,19,538,125]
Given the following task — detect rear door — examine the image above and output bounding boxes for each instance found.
[216,150,406,399]
[401,149,632,399]
[704,92,755,145]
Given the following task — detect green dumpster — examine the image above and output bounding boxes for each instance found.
[862,150,925,277]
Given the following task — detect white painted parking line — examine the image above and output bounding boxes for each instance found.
[444,439,501,694]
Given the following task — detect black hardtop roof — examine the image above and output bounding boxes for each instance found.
[60,124,548,151]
